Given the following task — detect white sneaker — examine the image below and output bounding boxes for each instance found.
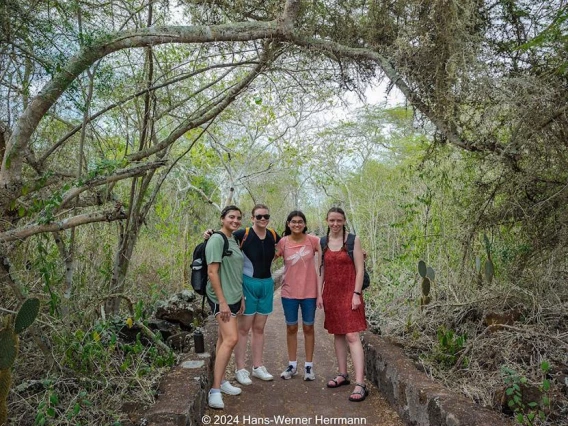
[235,368,252,385]
[220,381,242,395]
[304,366,315,381]
[280,365,298,380]
[208,391,224,409]
[252,366,274,381]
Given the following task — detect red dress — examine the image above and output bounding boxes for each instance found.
[322,249,367,334]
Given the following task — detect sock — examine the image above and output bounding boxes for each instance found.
[210,388,221,393]
[289,361,297,369]
[305,361,313,368]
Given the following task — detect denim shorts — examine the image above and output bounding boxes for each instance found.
[243,275,274,315]
[281,297,317,326]
[207,298,242,317]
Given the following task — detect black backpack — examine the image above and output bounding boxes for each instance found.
[190,232,232,296]
[320,233,370,290]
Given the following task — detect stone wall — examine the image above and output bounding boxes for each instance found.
[362,331,513,426]
[135,315,513,425]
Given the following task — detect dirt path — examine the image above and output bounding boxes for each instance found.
[204,288,403,426]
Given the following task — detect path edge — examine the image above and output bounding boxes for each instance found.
[362,331,513,426]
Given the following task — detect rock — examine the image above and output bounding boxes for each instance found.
[155,291,198,329]
[166,332,192,352]
[147,319,180,341]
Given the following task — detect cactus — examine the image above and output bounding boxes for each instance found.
[0,298,40,426]
[418,261,435,309]
[484,258,494,284]
[475,234,494,287]
[475,256,483,288]
[418,260,427,278]
[14,298,40,334]
[0,328,18,370]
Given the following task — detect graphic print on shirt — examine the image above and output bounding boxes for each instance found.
[286,245,311,266]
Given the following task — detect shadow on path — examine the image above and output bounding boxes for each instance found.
[205,288,403,425]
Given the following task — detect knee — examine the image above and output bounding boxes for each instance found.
[303,325,314,336]
[252,325,265,336]
[345,332,361,345]
[286,324,298,335]
[224,335,239,348]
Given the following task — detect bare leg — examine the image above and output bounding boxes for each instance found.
[212,316,239,389]
[346,332,364,383]
[334,334,348,375]
[346,331,366,400]
[286,324,299,361]
[303,324,315,362]
[251,314,269,367]
[234,315,254,371]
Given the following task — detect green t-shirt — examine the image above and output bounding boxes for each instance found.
[205,233,244,304]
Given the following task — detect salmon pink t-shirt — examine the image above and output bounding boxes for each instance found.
[277,234,320,299]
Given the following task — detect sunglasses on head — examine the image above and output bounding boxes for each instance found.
[254,214,270,220]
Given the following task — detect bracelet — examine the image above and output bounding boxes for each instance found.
[353,291,361,296]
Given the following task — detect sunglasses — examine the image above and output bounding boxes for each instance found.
[255,214,270,220]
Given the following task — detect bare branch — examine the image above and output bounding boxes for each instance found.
[0,204,127,243]
[127,45,279,161]
[57,160,167,211]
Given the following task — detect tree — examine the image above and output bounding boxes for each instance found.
[2,0,567,307]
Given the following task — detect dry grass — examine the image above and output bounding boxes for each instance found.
[368,282,568,425]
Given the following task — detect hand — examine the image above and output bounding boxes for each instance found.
[219,301,231,322]
[316,296,324,310]
[352,293,361,310]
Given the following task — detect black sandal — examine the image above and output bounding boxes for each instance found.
[348,382,368,402]
[326,373,350,388]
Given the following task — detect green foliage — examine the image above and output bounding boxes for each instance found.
[34,381,95,425]
[35,237,62,316]
[59,318,174,376]
[501,362,551,425]
[0,299,40,425]
[433,327,467,368]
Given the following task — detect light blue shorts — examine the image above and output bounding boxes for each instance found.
[243,275,274,315]
[281,297,317,326]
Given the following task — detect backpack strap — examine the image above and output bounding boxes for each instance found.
[213,231,232,257]
[345,233,356,263]
[320,236,328,252]
[319,236,328,276]
[239,227,250,248]
[240,227,277,248]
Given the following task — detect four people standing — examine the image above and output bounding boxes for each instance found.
[204,205,368,409]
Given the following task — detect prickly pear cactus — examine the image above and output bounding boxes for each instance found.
[0,368,11,425]
[418,261,434,309]
[14,298,40,334]
[418,260,427,278]
[0,298,40,426]
[484,258,494,284]
[0,329,18,370]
